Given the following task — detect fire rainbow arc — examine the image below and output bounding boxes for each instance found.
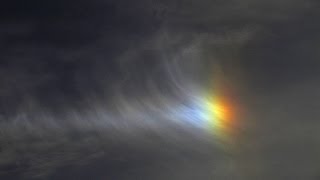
[182,70,239,143]
[202,93,235,140]
[170,85,237,143]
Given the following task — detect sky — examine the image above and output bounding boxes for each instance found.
[0,0,320,179]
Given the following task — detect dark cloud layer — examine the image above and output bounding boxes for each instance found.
[0,0,320,179]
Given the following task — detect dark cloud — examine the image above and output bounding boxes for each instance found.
[0,0,320,179]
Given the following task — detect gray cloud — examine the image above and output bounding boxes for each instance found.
[0,0,320,179]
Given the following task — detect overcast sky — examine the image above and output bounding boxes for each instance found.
[0,0,320,179]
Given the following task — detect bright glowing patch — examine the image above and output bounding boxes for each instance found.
[170,94,234,135]
[205,97,231,126]
[169,100,211,128]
